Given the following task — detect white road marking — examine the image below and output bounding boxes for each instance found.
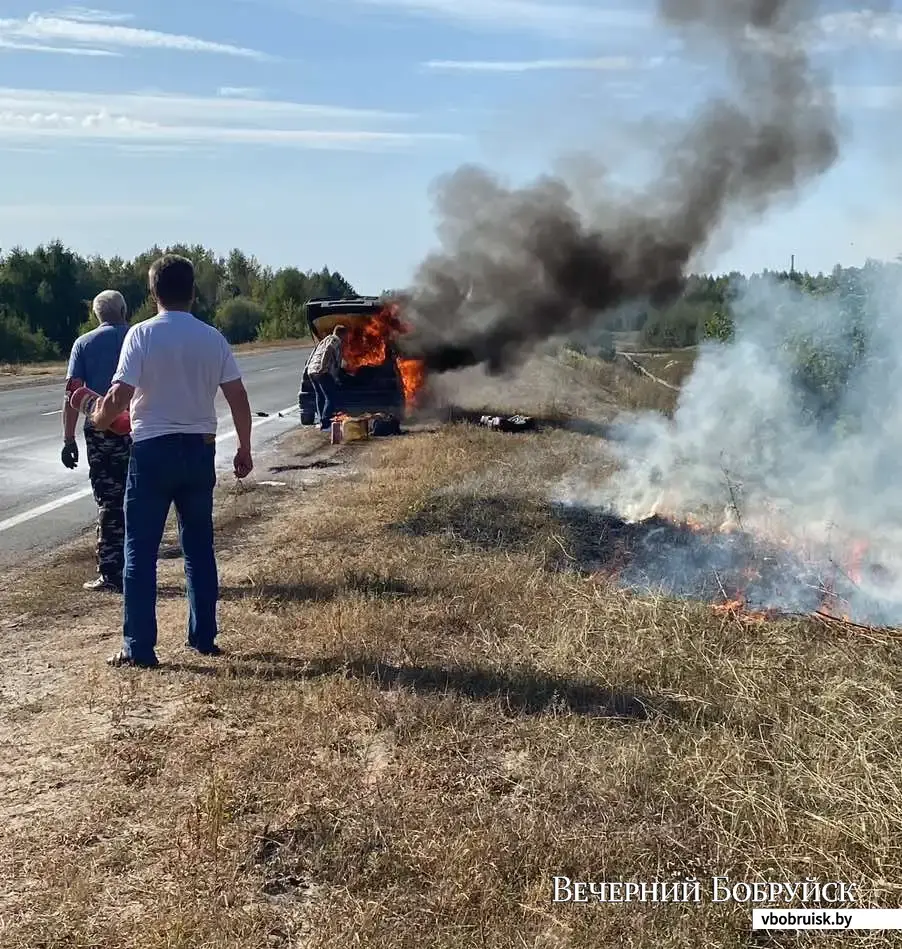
[0,404,297,534]
[40,409,62,416]
[0,486,95,532]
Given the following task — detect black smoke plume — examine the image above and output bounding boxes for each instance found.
[399,0,838,374]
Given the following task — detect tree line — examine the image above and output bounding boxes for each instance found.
[0,241,356,363]
[0,241,897,374]
[637,262,891,349]
[636,259,902,427]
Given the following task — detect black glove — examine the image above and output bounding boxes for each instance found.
[61,439,78,469]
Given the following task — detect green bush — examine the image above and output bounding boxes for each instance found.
[215,297,265,344]
[642,300,706,348]
[703,310,734,342]
[785,328,867,426]
[257,299,310,341]
[75,317,95,338]
[131,297,157,324]
[0,309,60,362]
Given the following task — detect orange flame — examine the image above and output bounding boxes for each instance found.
[713,599,744,616]
[818,537,870,618]
[397,358,427,406]
[847,538,869,585]
[627,508,882,625]
[712,599,776,623]
[341,304,427,406]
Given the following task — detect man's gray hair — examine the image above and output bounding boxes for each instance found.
[92,289,127,324]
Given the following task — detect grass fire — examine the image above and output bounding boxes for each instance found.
[582,509,895,628]
[4,311,902,947]
[3,0,902,939]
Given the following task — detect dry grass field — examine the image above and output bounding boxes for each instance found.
[622,349,699,389]
[0,355,899,948]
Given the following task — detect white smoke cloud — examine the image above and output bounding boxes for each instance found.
[555,265,902,625]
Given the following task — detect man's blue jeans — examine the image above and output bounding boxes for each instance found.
[312,374,340,429]
[121,433,218,662]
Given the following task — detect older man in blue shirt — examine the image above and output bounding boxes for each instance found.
[62,290,132,593]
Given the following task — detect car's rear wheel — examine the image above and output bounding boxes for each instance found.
[299,391,316,426]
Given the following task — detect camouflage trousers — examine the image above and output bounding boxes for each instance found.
[84,425,131,583]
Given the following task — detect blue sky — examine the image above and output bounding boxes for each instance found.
[0,1,900,293]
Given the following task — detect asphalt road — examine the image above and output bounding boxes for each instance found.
[0,346,310,567]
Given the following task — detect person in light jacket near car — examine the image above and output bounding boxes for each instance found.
[305,324,347,431]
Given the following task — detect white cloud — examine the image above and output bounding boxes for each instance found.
[423,56,657,72]
[0,11,271,59]
[0,36,119,56]
[218,86,265,98]
[0,114,458,148]
[0,87,413,123]
[0,87,458,151]
[817,11,902,45]
[352,0,649,35]
[46,7,134,23]
[113,143,205,154]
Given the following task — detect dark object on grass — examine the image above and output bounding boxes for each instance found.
[371,415,402,437]
[479,414,535,433]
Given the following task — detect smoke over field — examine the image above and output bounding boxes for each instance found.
[557,267,902,626]
[400,0,838,375]
[390,0,902,625]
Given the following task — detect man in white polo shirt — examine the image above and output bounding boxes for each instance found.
[91,254,254,668]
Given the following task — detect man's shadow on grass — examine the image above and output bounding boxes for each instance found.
[156,572,419,603]
[167,652,719,725]
[268,460,341,474]
[156,582,337,603]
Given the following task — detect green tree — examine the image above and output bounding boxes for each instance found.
[131,297,158,324]
[0,241,368,363]
[0,306,59,362]
[215,297,265,344]
[258,299,308,340]
[703,310,734,342]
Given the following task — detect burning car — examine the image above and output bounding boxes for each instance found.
[298,296,425,427]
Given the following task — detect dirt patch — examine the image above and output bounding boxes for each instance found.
[0,365,67,391]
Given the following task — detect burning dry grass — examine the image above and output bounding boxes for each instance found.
[0,361,901,947]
